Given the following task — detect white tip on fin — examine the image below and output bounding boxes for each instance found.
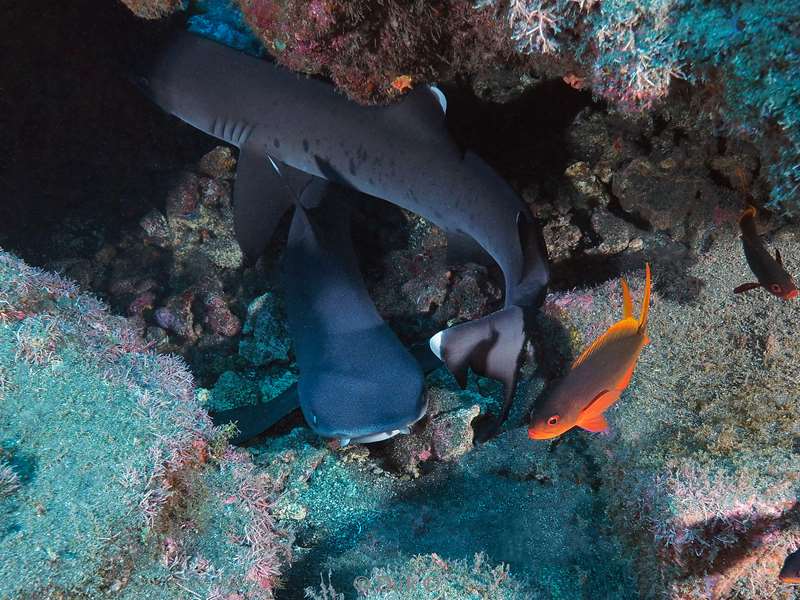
[267,154,282,175]
[429,85,447,113]
[429,330,444,360]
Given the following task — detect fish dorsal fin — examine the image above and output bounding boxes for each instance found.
[637,263,652,334]
[620,277,633,319]
[776,248,783,266]
[578,412,609,433]
[571,319,639,369]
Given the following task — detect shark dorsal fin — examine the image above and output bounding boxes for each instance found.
[385,85,448,139]
[428,85,447,113]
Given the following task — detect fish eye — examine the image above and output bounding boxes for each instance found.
[547,415,560,426]
[770,283,782,293]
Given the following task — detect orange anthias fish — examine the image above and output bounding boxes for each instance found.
[528,263,652,440]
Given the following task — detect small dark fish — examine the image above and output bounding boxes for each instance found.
[779,547,800,584]
[734,205,798,300]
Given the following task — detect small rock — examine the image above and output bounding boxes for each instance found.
[198,146,236,179]
[239,292,291,366]
[708,153,760,192]
[155,289,196,341]
[587,209,639,256]
[139,209,171,248]
[613,158,724,235]
[165,172,201,218]
[430,404,481,462]
[210,371,260,411]
[203,294,241,337]
[542,214,582,261]
[128,292,156,317]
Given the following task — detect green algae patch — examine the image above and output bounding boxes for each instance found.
[0,251,291,599]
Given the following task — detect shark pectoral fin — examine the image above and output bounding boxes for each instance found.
[733,282,761,294]
[578,413,609,433]
[444,228,494,268]
[233,148,296,260]
[209,383,301,445]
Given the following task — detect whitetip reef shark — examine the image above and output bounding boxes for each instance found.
[134,31,550,443]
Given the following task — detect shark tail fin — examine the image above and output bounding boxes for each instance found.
[430,306,527,435]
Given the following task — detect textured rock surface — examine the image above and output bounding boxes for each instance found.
[0,252,291,599]
[536,217,800,598]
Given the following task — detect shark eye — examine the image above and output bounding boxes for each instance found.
[547,415,560,426]
[770,283,782,293]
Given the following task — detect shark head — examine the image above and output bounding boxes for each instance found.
[127,33,221,134]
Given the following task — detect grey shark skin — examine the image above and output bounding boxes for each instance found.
[210,340,441,445]
[283,179,426,441]
[137,31,550,437]
[136,31,548,309]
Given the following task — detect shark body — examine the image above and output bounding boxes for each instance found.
[137,31,550,441]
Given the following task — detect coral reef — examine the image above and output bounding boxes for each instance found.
[246,422,634,597]
[501,0,799,208]
[0,251,291,598]
[306,553,532,599]
[117,0,798,208]
[536,212,800,596]
[119,0,185,20]
[235,0,519,105]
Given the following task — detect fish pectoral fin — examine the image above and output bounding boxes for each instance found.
[776,248,783,266]
[571,319,638,369]
[578,412,609,433]
[233,147,297,260]
[733,282,762,294]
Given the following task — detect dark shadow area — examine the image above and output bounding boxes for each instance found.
[0,0,213,266]
[442,78,595,185]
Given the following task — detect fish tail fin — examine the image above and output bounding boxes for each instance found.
[638,263,651,334]
[620,277,633,319]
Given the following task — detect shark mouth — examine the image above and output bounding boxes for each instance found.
[338,399,428,447]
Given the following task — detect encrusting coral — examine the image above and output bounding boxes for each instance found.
[121,0,799,210]
[305,553,532,600]
[0,250,291,598]
[536,209,800,598]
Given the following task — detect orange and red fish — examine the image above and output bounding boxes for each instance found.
[780,548,800,584]
[734,205,798,300]
[528,264,651,440]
